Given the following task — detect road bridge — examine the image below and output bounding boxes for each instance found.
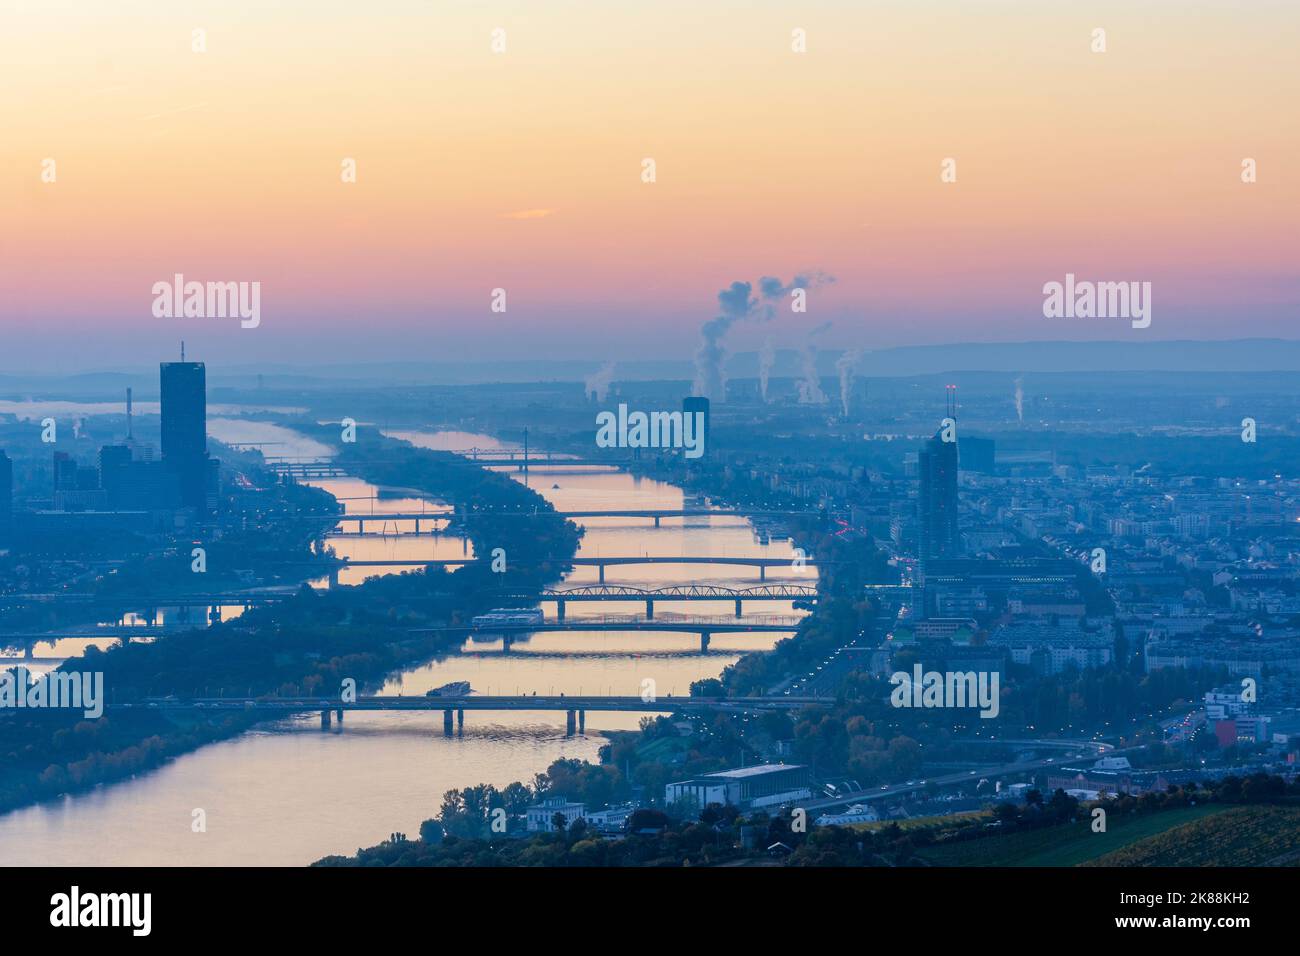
[0,592,291,609]
[120,693,831,736]
[329,508,827,533]
[3,614,804,653]
[336,555,820,581]
[416,614,804,651]
[538,583,816,618]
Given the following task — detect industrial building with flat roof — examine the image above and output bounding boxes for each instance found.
[664,763,812,811]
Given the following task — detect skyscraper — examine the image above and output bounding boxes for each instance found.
[0,450,12,542]
[959,436,995,475]
[682,396,710,458]
[917,427,960,567]
[160,360,209,510]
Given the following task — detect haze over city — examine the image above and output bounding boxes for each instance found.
[2,0,1297,935]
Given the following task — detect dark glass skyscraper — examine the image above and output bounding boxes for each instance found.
[682,396,710,458]
[0,450,11,542]
[917,427,960,566]
[160,361,209,510]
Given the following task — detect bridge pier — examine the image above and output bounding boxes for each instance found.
[598,563,605,583]
[502,634,513,653]
[578,710,585,734]
[760,564,766,582]
[556,599,565,621]
[443,709,454,736]
[335,707,343,723]
[566,709,576,736]
[23,643,33,660]
[320,709,331,730]
[645,600,654,620]
[328,567,340,588]
[734,599,743,618]
[356,519,363,534]
[654,516,661,527]
[701,632,711,652]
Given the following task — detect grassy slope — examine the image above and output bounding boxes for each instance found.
[1083,805,1300,867]
[918,804,1229,867]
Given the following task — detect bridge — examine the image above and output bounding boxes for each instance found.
[0,592,291,610]
[538,583,816,618]
[329,508,825,533]
[337,555,819,581]
[2,613,804,653]
[0,625,197,643]
[265,454,632,477]
[417,614,804,650]
[120,693,831,735]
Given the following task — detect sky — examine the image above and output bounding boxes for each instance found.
[2,0,1298,372]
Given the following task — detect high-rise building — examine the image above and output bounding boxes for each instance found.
[682,396,710,458]
[53,451,77,492]
[0,450,12,542]
[160,360,210,510]
[917,427,960,567]
[98,444,132,503]
[960,436,995,474]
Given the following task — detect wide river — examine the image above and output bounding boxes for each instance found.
[0,426,810,865]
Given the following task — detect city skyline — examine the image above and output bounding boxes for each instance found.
[4,0,1299,922]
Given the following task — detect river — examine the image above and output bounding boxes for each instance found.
[0,427,810,865]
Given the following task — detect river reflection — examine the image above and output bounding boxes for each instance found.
[0,430,810,865]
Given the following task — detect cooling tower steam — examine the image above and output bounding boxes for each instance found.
[836,349,863,416]
[693,272,835,402]
[585,362,617,402]
[798,321,832,405]
[759,338,775,402]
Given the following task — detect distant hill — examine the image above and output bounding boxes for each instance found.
[4,339,1300,392]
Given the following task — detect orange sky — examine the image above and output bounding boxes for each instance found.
[2,0,1297,367]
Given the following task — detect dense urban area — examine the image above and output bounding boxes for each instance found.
[2,356,1298,867]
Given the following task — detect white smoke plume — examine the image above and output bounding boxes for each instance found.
[693,281,756,401]
[836,349,863,417]
[798,321,832,405]
[693,272,835,402]
[1014,376,1024,424]
[584,362,617,402]
[759,338,776,402]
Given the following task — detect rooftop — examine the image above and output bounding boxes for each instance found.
[701,764,807,781]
